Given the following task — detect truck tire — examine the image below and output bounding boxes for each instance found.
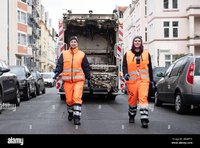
[108,94,116,101]
[60,94,66,100]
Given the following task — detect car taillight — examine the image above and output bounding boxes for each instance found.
[187,63,195,85]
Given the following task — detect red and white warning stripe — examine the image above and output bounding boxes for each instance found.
[58,19,65,58]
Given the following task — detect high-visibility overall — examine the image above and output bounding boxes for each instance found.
[62,48,85,120]
[126,50,150,119]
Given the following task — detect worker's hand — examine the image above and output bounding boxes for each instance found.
[124,73,130,81]
[52,72,58,80]
[150,81,155,89]
[87,79,91,88]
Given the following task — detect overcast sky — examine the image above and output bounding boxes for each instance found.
[41,0,132,32]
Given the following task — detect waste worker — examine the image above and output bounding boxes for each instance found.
[122,36,153,128]
[53,36,91,125]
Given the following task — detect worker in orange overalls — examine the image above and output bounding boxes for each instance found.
[122,36,153,128]
[53,36,91,125]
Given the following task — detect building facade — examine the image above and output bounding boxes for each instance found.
[123,0,200,67]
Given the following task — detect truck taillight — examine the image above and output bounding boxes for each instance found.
[187,63,195,85]
[56,80,61,89]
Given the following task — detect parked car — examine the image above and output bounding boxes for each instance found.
[9,66,37,100]
[31,71,46,95]
[155,55,200,114]
[148,67,168,101]
[0,60,20,113]
[41,72,56,87]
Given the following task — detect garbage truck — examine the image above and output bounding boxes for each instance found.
[57,11,125,100]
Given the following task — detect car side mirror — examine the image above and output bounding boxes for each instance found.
[156,72,164,77]
[26,72,31,78]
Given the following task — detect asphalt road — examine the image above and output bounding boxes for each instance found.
[0,87,200,134]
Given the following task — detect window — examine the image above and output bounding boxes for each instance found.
[145,0,147,16]
[164,63,174,77]
[164,21,170,38]
[163,21,179,38]
[170,59,183,77]
[145,27,148,42]
[164,0,169,9]
[172,21,178,37]
[16,59,22,66]
[164,0,178,9]
[18,10,27,24]
[21,0,27,3]
[165,54,173,67]
[172,0,178,9]
[18,33,27,45]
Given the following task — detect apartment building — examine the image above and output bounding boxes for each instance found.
[39,5,57,72]
[123,0,200,67]
[0,0,56,71]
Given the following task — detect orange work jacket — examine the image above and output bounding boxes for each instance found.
[126,50,150,83]
[62,48,85,82]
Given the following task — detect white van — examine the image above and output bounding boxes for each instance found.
[41,72,56,87]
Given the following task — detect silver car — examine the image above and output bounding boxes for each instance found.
[155,55,200,114]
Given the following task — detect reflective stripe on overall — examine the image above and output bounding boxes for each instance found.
[126,50,150,108]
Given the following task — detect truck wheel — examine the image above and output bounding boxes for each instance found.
[60,94,66,100]
[109,95,116,101]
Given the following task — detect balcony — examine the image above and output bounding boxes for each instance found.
[187,5,200,17]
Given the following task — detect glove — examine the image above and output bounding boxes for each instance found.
[150,81,154,87]
[52,72,58,80]
[124,73,130,81]
[150,81,155,90]
[88,79,91,88]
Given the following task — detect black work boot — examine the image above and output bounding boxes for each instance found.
[129,113,135,123]
[141,119,149,128]
[68,112,73,121]
[128,106,137,123]
[74,115,81,125]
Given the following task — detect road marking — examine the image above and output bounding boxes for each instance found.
[191,105,194,109]
[29,125,32,130]
[121,125,125,130]
[98,105,102,110]
[168,124,171,129]
[75,125,79,130]
[52,105,55,110]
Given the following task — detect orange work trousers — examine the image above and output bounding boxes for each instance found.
[64,81,84,106]
[126,80,149,107]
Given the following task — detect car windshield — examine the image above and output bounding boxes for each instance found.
[10,67,25,76]
[42,74,52,79]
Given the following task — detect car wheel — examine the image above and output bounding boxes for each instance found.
[175,92,188,114]
[42,87,46,94]
[24,86,31,100]
[32,85,37,98]
[155,90,162,106]
[12,85,20,107]
[36,85,40,96]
